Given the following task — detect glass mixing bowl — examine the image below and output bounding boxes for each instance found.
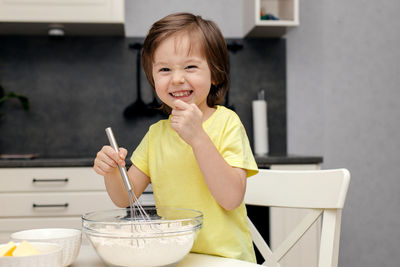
[82,207,203,267]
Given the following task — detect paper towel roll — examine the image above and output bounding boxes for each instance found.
[252,100,269,155]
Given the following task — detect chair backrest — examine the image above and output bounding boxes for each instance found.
[245,169,350,267]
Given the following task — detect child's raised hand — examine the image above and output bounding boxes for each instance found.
[93,146,127,176]
[170,99,204,146]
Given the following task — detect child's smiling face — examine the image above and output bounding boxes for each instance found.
[152,32,213,113]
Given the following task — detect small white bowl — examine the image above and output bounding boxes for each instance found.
[11,228,81,266]
[0,241,62,267]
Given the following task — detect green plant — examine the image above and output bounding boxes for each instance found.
[0,84,30,117]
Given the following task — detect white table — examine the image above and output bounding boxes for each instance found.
[72,244,263,267]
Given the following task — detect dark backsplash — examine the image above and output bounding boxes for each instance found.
[0,36,286,158]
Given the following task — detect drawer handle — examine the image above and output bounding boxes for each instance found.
[32,203,69,208]
[32,178,69,183]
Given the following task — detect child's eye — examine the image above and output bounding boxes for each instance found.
[159,67,170,72]
[185,65,197,69]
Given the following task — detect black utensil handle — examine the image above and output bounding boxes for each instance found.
[136,48,141,98]
[32,203,69,208]
[32,178,69,183]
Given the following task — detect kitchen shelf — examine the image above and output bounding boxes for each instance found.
[243,0,299,37]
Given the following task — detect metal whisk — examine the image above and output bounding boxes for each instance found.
[105,127,150,221]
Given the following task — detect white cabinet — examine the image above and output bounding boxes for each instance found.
[0,0,124,35]
[243,0,299,37]
[268,163,321,267]
[0,167,154,243]
[0,0,124,23]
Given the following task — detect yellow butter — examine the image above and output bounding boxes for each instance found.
[12,240,40,256]
[0,241,17,257]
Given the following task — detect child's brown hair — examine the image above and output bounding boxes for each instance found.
[142,12,229,114]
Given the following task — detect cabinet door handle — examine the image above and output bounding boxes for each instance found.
[32,178,69,183]
[32,203,69,208]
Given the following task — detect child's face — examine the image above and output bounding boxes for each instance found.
[152,33,213,113]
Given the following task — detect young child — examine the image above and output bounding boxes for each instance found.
[93,12,259,263]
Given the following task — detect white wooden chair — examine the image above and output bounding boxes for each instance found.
[245,169,350,267]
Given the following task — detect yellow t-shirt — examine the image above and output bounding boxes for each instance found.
[131,105,258,262]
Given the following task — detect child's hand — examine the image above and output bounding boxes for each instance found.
[170,99,204,146]
[93,146,127,176]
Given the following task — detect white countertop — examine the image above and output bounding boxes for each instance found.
[71,244,263,267]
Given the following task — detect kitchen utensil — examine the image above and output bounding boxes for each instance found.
[82,207,203,267]
[11,228,81,267]
[123,43,147,118]
[123,42,161,119]
[105,127,149,221]
[0,242,62,267]
[225,41,244,111]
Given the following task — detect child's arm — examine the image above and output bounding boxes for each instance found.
[171,100,247,211]
[192,134,247,211]
[94,146,150,208]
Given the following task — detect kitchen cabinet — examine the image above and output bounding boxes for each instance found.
[0,167,154,243]
[269,163,321,267]
[243,0,299,37]
[0,157,321,266]
[0,0,124,35]
[0,0,124,23]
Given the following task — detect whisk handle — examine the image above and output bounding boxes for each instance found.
[105,127,133,192]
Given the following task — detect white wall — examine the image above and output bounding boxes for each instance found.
[286,0,400,266]
[125,0,243,38]
[125,0,400,265]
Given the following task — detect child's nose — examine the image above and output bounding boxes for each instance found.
[172,70,185,84]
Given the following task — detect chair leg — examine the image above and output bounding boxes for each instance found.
[318,209,342,267]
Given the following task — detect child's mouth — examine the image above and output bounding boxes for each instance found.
[170,90,193,98]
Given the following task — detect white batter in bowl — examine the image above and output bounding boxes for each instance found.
[82,207,203,267]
